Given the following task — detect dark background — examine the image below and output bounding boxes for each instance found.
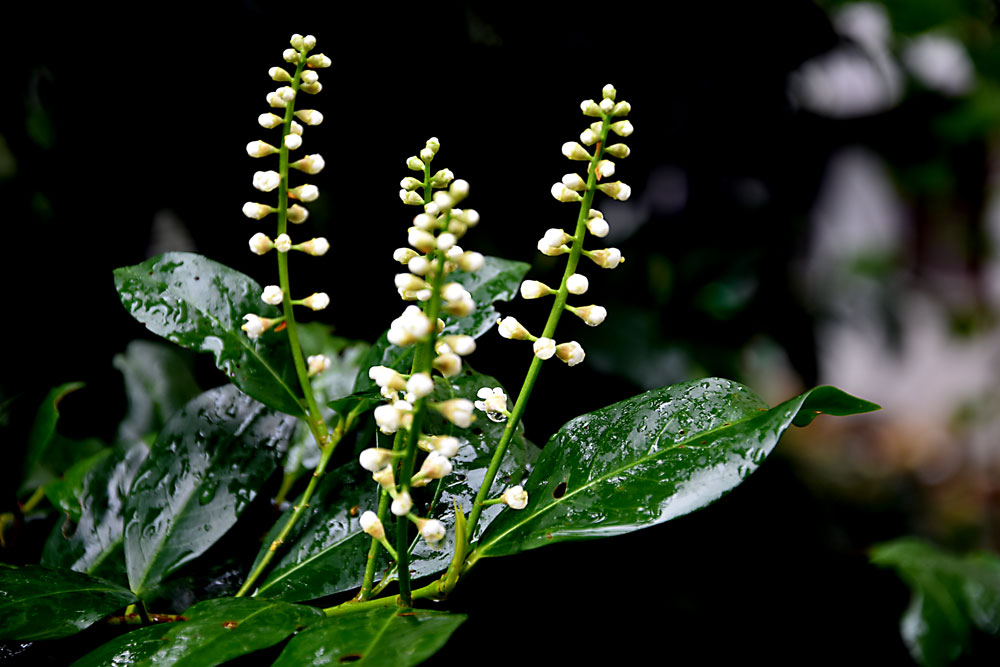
[2,1,998,663]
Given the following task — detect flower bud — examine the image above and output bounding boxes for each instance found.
[580,99,602,116]
[287,204,309,224]
[498,316,531,340]
[300,82,322,94]
[588,248,622,269]
[566,273,589,295]
[450,179,470,201]
[374,404,401,434]
[258,113,284,129]
[420,147,434,163]
[290,34,305,49]
[249,232,273,255]
[562,173,587,191]
[246,140,278,158]
[520,280,553,299]
[537,238,568,256]
[372,464,396,488]
[586,216,610,238]
[241,314,277,339]
[406,372,434,400]
[301,70,319,85]
[419,451,453,480]
[269,66,292,81]
[301,292,330,311]
[457,251,484,272]
[437,232,457,251]
[299,237,330,256]
[438,335,476,356]
[242,202,274,220]
[602,83,616,101]
[359,511,384,540]
[284,133,303,150]
[395,273,428,294]
[533,337,556,360]
[435,399,476,428]
[400,189,424,206]
[475,387,508,422]
[291,154,325,174]
[306,53,332,68]
[556,341,586,366]
[612,101,631,116]
[274,234,292,252]
[574,305,607,326]
[394,247,419,264]
[253,170,281,192]
[406,156,424,171]
[430,168,454,187]
[580,128,599,146]
[400,176,423,191]
[610,120,634,137]
[303,35,317,50]
[596,160,615,178]
[600,97,614,114]
[307,354,331,376]
[408,228,436,253]
[388,305,433,345]
[294,109,324,125]
[551,183,583,203]
[596,181,631,201]
[433,352,462,378]
[408,255,431,275]
[605,143,630,159]
[391,491,412,516]
[359,447,395,472]
[416,517,446,543]
[500,485,529,510]
[425,136,440,154]
[561,141,591,161]
[421,435,460,458]
[266,92,288,108]
[369,365,408,390]
[283,48,300,64]
[261,285,283,305]
[290,184,319,202]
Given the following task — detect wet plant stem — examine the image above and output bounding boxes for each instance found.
[464,118,611,545]
[358,429,405,601]
[19,486,46,514]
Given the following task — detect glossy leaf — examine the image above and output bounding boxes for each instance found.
[352,331,414,394]
[114,252,304,416]
[476,378,879,558]
[42,442,149,583]
[22,381,85,479]
[44,448,113,521]
[871,538,1000,667]
[113,340,201,445]
[273,607,466,666]
[441,255,531,339]
[72,597,322,666]
[0,564,136,640]
[253,366,538,602]
[125,385,296,596]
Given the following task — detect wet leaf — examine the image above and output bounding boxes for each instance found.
[43,449,113,521]
[71,597,322,666]
[42,442,149,584]
[124,385,296,596]
[114,252,304,416]
[871,538,1000,667]
[253,366,538,602]
[0,564,136,640]
[475,378,879,558]
[22,381,85,480]
[273,607,466,666]
[113,340,201,445]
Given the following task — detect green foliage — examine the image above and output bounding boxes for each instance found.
[441,256,530,339]
[871,538,1000,666]
[124,385,296,595]
[22,381,85,481]
[0,565,136,640]
[114,252,303,416]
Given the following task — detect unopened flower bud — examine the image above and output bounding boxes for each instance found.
[261,285,283,305]
[599,97,614,114]
[300,82,322,94]
[369,366,407,390]
[566,273,589,295]
[269,66,292,81]
[359,511,384,540]
[408,255,431,275]
[242,202,274,220]
[437,232,457,251]
[450,179,470,200]
[475,387,508,422]
[602,83,616,101]
[301,70,319,84]
[306,53,332,68]
[359,447,396,472]
[605,143,630,159]
[551,183,583,203]
[274,234,292,252]
[574,305,607,326]
[520,280,553,299]
[596,160,615,178]
[596,181,631,201]
[556,341,586,366]
[295,109,324,125]
[372,464,396,488]
[588,248,622,269]
[253,170,281,192]
[266,92,288,108]
[580,99,602,116]
[391,491,412,516]
[435,398,475,428]
[406,156,424,171]
[425,137,440,153]
[562,173,587,191]
[299,237,329,256]
[394,248,419,264]
[241,314,277,339]
[580,128,599,146]
[290,34,305,49]
[400,176,423,191]
[430,168,454,187]
[283,48,300,64]
[287,204,309,224]
[433,352,462,377]
[307,354,331,376]
[249,232,273,255]
[561,141,591,161]
[610,120,634,137]
[246,140,278,158]
[395,273,427,294]
[501,485,529,510]
[400,189,424,206]
[416,517,446,543]
[291,154,325,174]
[533,337,556,360]
[408,228,436,253]
[303,35,317,50]
[457,251,484,272]
[612,101,631,116]
[374,404,401,435]
[258,113,284,129]
[537,238,568,256]
[498,316,531,340]
[419,451,453,480]
[587,216,610,238]
[284,133,303,150]
[439,335,476,356]
[290,184,319,202]
[421,435,460,458]
[406,372,434,400]
[420,147,434,163]
[301,292,330,311]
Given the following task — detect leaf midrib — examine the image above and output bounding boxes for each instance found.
[476,395,805,555]
[0,585,133,609]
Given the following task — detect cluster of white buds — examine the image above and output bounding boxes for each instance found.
[498,84,633,368]
[241,34,332,344]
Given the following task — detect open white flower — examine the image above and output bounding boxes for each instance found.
[261,285,283,305]
[475,387,508,422]
[253,170,281,192]
[501,485,529,510]
[533,337,556,360]
[307,354,331,376]
[274,234,292,252]
[359,511,385,540]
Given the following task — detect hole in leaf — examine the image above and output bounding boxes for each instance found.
[148,271,154,276]
[194,276,200,281]
[553,481,567,498]
[340,655,363,663]
[472,427,483,437]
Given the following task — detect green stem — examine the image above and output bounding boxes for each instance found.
[358,429,405,601]
[465,117,611,544]
[19,486,46,513]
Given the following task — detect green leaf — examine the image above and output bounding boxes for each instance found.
[71,597,323,666]
[871,538,1000,666]
[42,442,149,583]
[476,378,880,558]
[442,255,531,339]
[125,385,296,596]
[113,340,201,445]
[253,365,538,602]
[114,252,304,416]
[44,448,113,520]
[352,332,414,394]
[22,381,85,479]
[0,564,136,640]
[273,607,466,666]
